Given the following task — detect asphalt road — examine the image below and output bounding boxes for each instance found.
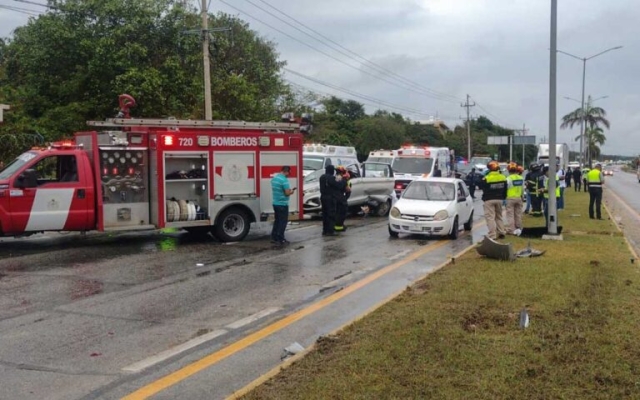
[0,202,489,400]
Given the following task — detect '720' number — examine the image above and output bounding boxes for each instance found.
[179,138,193,146]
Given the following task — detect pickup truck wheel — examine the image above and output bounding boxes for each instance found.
[449,217,459,240]
[376,199,392,217]
[214,208,250,242]
[464,211,474,231]
[388,225,399,238]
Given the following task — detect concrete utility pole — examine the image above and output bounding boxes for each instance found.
[201,0,212,120]
[0,105,9,123]
[547,0,559,236]
[512,124,529,166]
[461,94,476,161]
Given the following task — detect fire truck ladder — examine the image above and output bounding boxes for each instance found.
[86,118,301,132]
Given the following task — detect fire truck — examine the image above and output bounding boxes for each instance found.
[0,96,305,242]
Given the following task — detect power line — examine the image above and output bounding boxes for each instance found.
[244,0,462,104]
[0,4,41,16]
[217,0,461,105]
[284,68,449,119]
[12,0,55,9]
[468,96,518,129]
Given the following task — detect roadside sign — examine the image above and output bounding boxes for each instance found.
[487,136,509,145]
[513,135,536,145]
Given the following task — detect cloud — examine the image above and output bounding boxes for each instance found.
[0,0,637,155]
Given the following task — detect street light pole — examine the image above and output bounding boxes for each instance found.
[547,0,558,235]
[201,0,212,120]
[557,46,622,167]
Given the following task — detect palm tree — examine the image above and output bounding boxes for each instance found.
[584,127,606,164]
[561,96,611,167]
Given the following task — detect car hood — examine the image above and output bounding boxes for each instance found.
[394,198,453,215]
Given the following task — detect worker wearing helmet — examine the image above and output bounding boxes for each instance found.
[506,163,524,235]
[481,160,508,239]
[334,166,351,232]
[527,163,543,217]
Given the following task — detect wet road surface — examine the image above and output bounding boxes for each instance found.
[0,204,489,400]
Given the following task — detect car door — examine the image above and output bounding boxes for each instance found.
[361,162,394,197]
[456,181,472,221]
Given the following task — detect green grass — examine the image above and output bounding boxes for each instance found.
[243,190,640,400]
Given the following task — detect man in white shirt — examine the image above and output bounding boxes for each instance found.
[557,164,566,210]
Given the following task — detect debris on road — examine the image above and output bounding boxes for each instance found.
[515,242,545,258]
[281,342,305,360]
[476,236,514,261]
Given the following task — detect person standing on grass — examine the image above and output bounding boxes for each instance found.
[270,166,296,245]
[557,163,566,210]
[540,166,561,228]
[587,163,604,220]
[582,167,590,192]
[506,163,524,235]
[566,167,572,188]
[573,167,582,192]
[481,161,508,240]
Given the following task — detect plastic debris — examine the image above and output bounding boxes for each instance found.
[280,342,305,360]
[519,308,530,329]
[515,241,546,258]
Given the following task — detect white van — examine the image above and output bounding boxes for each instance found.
[392,146,453,196]
[302,144,359,176]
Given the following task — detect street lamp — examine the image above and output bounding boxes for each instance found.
[564,95,608,104]
[557,46,622,167]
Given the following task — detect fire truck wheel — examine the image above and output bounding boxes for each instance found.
[375,199,392,217]
[214,208,250,242]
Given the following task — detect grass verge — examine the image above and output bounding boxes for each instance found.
[241,190,640,400]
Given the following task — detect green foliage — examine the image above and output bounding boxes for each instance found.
[0,0,286,161]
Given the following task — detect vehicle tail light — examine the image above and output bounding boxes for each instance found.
[395,183,404,189]
[112,168,118,175]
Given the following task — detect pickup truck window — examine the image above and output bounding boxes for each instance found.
[0,151,38,180]
[33,155,78,184]
[303,156,325,172]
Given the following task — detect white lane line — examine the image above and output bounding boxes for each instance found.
[122,329,228,373]
[225,307,281,330]
[388,249,412,260]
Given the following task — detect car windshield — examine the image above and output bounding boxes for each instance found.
[392,157,434,174]
[402,181,456,201]
[304,168,324,183]
[368,157,393,164]
[303,156,325,171]
[0,151,37,180]
[470,157,492,165]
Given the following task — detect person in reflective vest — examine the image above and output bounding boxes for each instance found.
[481,161,508,239]
[506,162,524,235]
[334,166,351,231]
[587,163,604,219]
[539,166,561,227]
[582,167,590,192]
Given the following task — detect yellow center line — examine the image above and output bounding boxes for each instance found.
[122,222,485,400]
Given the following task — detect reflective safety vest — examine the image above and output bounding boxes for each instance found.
[587,169,603,187]
[507,174,524,199]
[543,176,561,198]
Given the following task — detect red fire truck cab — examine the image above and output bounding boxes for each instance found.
[0,115,304,242]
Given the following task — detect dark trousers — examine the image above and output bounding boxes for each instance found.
[531,194,543,215]
[589,187,603,219]
[574,179,581,192]
[583,179,588,192]
[321,196,336,234]
[271,205,289,242]
[468,184,476,199]
[335,199,348,230]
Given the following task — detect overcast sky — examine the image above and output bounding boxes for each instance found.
[1,0,638,156]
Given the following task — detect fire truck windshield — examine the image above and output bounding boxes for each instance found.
[303,156,325,171]
[0,151,37,180]
[392,157,434,175]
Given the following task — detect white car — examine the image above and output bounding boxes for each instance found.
[388,178,474,239]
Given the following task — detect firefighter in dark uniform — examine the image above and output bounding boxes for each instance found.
[528,163,543,217]
[320,165,339,236]
[334,166,352,232]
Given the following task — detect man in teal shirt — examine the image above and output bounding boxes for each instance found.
[271,166,296,245]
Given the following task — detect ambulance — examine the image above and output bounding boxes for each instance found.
[0,95,305,242]
[302,144,358,176]
[391,146,452,196]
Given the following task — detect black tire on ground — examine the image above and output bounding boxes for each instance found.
[213,207,250,242]
[388,225,399,238]
[376,199,392,217]
[464,211,474,231]
[449,217,459,240]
